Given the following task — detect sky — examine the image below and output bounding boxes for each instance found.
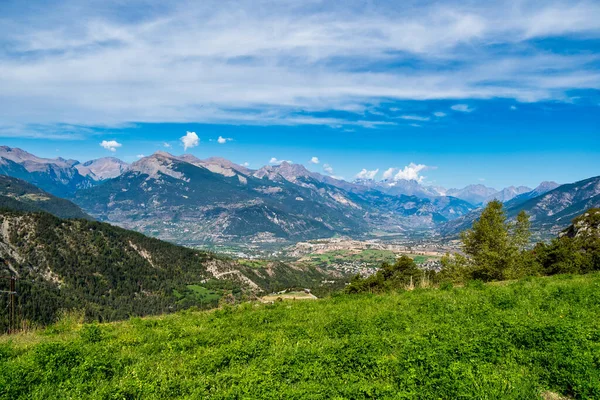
[0,0,599,189]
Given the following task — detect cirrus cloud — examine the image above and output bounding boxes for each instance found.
[451,104,475,113]
[0,0,599,130]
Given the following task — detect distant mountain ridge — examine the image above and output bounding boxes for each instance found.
[0,145,592,243]
[73,151,476,244]
[75,157,130,180]
[441,176,600,237]
[446,184,499,205]
[0,146,94,197]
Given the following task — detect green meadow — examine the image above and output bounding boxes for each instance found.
[1,273,599,399]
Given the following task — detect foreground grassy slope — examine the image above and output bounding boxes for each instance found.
[2,274,600,399]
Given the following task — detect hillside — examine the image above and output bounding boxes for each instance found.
[441,176,600,237]
[0,175,90,219]
[0,211,328,331]
[1,273,599,399]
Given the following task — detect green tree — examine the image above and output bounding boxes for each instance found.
[460,200,513,281]
[511,210,531,252]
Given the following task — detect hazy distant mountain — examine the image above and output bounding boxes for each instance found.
[0,175,90,219]
[503,181,560,208]
[0,146,94,197]
[75,157,130,180]
[484,186,532,203]
[446,184,499,205]
[506,176,600,233]
[441,177,600,237]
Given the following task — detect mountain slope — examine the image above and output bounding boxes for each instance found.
[0,146,94,196]
[484,186,531,203]
[74,152,368,244]
[73,152,479,244]
[0,210,329,330]
[0,175,90,219]
[504,181,560,209]
[75,157,130,180]
[507,176,600,232]
[446,184,498,205]
[441,176,600,237]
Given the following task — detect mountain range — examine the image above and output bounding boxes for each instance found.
[0,145,597,244]
[441,176,600,237]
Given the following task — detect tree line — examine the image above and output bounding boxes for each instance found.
[347,201,600,293]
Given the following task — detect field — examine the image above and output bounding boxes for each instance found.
[1,273,600,399]
[302,249,437,266]
[260,291,318,302]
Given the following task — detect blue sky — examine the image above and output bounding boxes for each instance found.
[0,0,599,189]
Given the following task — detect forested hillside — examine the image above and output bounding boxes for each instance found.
[0,211,328,331]
[0,175,90,219]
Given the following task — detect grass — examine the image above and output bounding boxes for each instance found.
[173,285,223,305]
[1,273,600,399]
[261,291,317,302]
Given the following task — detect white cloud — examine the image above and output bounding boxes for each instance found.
[356,168,379,180]
[181,131,199,151]
[100,140,122,152]
[510,105,517,110]
[136,154,145,158]
[382,167,396,180]
[433,112,447,117]
[163,142,172,148]
[394,163,429,183]
[451,104,475,113]
[217,136,232,144]
[310,156,320,164]
[242,162,250,167]
[0,1,599,129]
[323,164,334,175]
[399,115,430,121]
[269,157,292,165]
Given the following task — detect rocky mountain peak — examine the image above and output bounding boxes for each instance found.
[76,157,130,181]
[131,152,186,180]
